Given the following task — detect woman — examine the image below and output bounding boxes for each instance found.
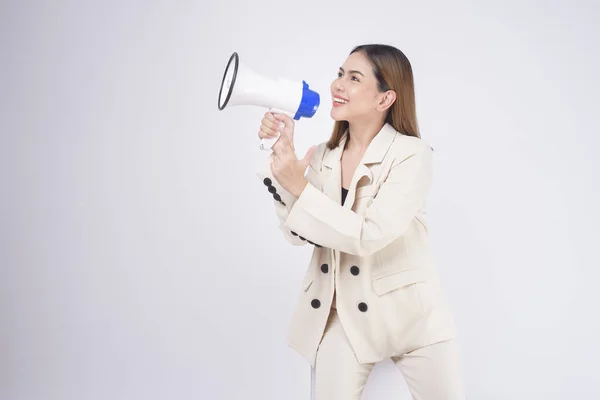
[257,44,465,400]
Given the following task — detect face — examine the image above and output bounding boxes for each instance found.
[330,51,393,123]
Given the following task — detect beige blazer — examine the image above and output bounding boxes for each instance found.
[257,122,458,367]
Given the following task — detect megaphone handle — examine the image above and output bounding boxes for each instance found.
[260,134,280,151]
[260,108,294,151]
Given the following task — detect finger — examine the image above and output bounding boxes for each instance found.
[273,114,294,134]
[272,112,294,126]
[259,131,280,141]
[260,125,278,136]
[265,112,285,128]
[269,156,281,176]
[300,145,317,169]
[258,129,276,139]
[271,139,287,159]
[261,114,284,135]
[269,159,276,176]
[270,148,281,161]
[272,132,293,158]
[259,122,279,138]
[262,114,280,131]
[282,131,297,154]
[258,130,276,140]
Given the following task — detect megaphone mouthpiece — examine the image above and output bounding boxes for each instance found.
[296,81,320,119]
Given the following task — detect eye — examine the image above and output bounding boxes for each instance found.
[337,71,343,78]
[351,76,360,82]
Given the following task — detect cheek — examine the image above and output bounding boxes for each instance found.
[347,86,360,98]
[358,90,381,110]
[348,87,371,104]
[348,91,373,111]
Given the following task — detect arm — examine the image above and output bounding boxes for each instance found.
[283,143,433,256]
[256,146,324,246]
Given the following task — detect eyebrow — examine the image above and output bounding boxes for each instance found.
[339,67,364,77]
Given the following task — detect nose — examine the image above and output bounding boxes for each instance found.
[332,78,344,93]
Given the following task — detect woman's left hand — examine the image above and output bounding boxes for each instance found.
[269,113,317,198]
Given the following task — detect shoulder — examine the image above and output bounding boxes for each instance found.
[388,132,433,166]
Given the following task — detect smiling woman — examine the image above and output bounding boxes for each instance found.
[329,44,420,151]
[256,44,465,400]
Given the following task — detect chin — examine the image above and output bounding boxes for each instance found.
[330,107,348,122]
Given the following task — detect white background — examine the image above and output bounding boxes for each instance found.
[2,0,599,399]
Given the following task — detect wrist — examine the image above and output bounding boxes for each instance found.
[291,179,308,198]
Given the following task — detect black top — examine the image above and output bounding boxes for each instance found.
[341,187,348,205]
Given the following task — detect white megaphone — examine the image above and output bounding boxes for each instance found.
[218,52,320,151]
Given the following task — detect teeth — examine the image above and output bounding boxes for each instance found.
[334,98,348,104]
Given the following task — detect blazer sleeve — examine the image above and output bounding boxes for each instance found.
[256,145,325,247]
[282,143,433,256]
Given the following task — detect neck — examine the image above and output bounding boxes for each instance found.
[345,117,386,153]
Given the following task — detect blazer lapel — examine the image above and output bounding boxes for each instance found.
[320,123,398,209]
[320,133,345,206]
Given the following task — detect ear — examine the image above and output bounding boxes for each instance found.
[376,90,396,112]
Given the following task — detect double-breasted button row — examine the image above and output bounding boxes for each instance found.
[317,264,357,275]
[353,265,367,311]
[310,299,367,312]
[290,230,323,248]
[309,265,368,312]
[262,177,285,206]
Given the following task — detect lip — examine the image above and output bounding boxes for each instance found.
[332,95,349,107]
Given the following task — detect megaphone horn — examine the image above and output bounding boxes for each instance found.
[218,52,320,151]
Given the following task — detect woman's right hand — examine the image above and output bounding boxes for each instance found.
[258,112,281,139]
[258,111,296,151]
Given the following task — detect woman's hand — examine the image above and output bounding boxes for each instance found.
[258,111,295,149]
[261,112,316,198]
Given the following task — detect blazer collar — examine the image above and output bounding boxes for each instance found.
[320,123,398,208]
[322,122,398,169]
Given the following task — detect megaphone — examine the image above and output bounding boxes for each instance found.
[218,52,320,151]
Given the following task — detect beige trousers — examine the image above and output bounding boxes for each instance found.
[312,309,466,400]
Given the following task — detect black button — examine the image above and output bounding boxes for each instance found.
[358,302,368,312]
[315,244,323,248]
[263,178,272,186]
[273,193,281,202]
[311,299,321,309]
[291,231,298,236]
[268,185,276,194]
[299,236,306,241]
[350,266,360,276]
[321,264,328,273]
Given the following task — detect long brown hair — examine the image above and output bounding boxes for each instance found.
[326,44,420,150]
